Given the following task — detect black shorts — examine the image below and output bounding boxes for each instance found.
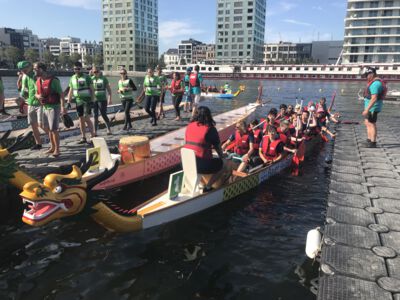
[76,102,92,117]
[365,111,378,123]
[196,157,223,174]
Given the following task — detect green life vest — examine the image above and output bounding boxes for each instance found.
[92,76,107,101]
[144,75,161,96]
[71,74,91,100]
[118,79,134,100]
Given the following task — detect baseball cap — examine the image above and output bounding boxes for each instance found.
[17,61,31,70]
[363,67,377,76]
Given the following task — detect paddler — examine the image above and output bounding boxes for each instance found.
[223,82,231,94]
[183,67,192,113]
[67,61,95,143]
[189,65,204,117]
[18,60,49,150]
[258,125,285,165]
[276,104,288,120]
[221,120,255,172]
[0,76,6,115]
[156,66,168,120]
[91,66,112,135]
[362,67,384,147]
[143,67,161,126]
[117,68,137,131]
[34,62,66,157]
[170,72,184,121]
[184,106,225,192]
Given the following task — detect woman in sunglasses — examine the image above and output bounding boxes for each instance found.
[91,66,112,135]
[117,68,137,131]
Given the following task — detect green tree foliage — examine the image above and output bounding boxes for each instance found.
[157,54,166,69]
[58,53,70,69]
[69,53,81,65]
[24,48,39,63]
[5,46,23,68]
[84,54,93,67]
[179,58,186,65]
[43,50,55,67]
[93,53,103,67]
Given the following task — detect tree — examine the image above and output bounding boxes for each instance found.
[157,54,166,69]
[5,46,23,68]
[69,53,81,66]
[43,50,55,67]
[93,53,103,67]
[58,53,70,69]
[24,48,39,63]
[179,58,186,65]
[84,54,93,67]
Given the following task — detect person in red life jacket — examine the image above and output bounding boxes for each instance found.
[184,106,224,192]
[278,119,298,154]
[262,108,279,132]
[286,105,294,118]
[34,62,66,157]
[257,125,285,165]
[170,72,184,121]
[221,120,255,172]
[362,67,385,148]
[189,65,204,117]
[276,104,288,121]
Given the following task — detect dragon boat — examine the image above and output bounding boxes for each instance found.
[18,125,322,232]
[200,85,245,99]
[85,103,260,190]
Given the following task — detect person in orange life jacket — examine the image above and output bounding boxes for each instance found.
[257,125,285,165]
[189,65,204,118]
[67,61,95,143]
[184,106,224,192]
[278,119,298,154]
[170,72,184,121]
[263,108,279,132]
[362,67,384,148]
[276,104,288,120]
[34,62,66,157]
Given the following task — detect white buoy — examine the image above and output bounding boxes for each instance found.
[305,227,322,259]
[341,89,345,94]
[277,87,281,91]
[319,88,323,93]
[298,88,302,92]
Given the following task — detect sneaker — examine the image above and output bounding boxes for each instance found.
[367,141,377,148]
[30,144,42,150]
[152,123,157,126]
[366,138,371,143]
[77,138,87,144]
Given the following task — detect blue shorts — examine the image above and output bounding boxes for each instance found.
[184,92,192,103]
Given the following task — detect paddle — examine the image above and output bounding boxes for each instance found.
[328,91,336,113]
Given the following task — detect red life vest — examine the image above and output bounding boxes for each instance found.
[234,130,250,155]
[261,136,283,161]
[363,78,387,100]
[189,73,200,87]
[170,79,183,95]
[184,122,212,159]
[36,77,60,105]
[253,129,262,150]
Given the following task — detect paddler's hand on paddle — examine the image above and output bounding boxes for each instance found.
[362,109,369,117]
[242,154,249,162]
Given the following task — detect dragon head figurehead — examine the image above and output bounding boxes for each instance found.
[21,155,119,227]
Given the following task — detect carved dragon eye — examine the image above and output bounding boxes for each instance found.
[54,185,63,194]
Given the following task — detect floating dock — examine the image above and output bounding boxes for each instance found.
[318,114,400,299]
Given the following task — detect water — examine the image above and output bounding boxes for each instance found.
[1,78,399,299]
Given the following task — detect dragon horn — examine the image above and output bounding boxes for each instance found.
[7,131,33,153]
[86,160,119,190]
[0,130,12,148]
[80,153,95,174]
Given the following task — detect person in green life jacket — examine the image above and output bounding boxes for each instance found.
[117,68,137,131]
[143,67,161,126]
[34,62,66,157]
[18,60,49,150]
[223,82,231,94]
[91,66,112,135]
[0,76,6,115]
[156,65,168,120]
[67,61,95,144]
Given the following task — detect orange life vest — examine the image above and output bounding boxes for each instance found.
[261,136,283,161]
[234,130,250,155]
[36,77,60,105]
[184,122,212,159]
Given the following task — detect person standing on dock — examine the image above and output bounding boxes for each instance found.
[91,66,112,135]
[362,67,385,148]
[156,66,168,120]
[0,76,6,115]
[67,61,95,143]
[18,60,48,150]
[143,67,161,126]
[170,72,184,121]
[34,62,66,157]
[189,65,203,117]
[183,67,192,113]
[117,68,137,131]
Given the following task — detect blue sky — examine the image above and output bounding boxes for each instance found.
[0,0,347,53]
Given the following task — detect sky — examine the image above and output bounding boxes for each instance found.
[0,0,347,53]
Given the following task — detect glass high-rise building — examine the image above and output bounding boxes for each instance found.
[102,0,159,71]
[343,0,400,63]
[215,0,266,64]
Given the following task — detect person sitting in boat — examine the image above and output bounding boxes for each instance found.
[223,83,232,94]
[315,107,336,139]
[276,104,288,121]
[221,120,255,173]
[184,106,225,192]
[263,108,279,132]
[250,119,263,152]
[278,119,298,154]
[258,125,285,165]
[286,105,295,117]
[300,110,317,138]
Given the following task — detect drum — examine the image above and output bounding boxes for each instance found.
[119,136,150,164]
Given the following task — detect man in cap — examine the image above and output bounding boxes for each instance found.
[18,60,48,150]
[362,67,384,148]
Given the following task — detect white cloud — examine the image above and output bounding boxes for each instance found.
[280,2,297,11]
[284,19,312,27]
[44,0,99,10]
